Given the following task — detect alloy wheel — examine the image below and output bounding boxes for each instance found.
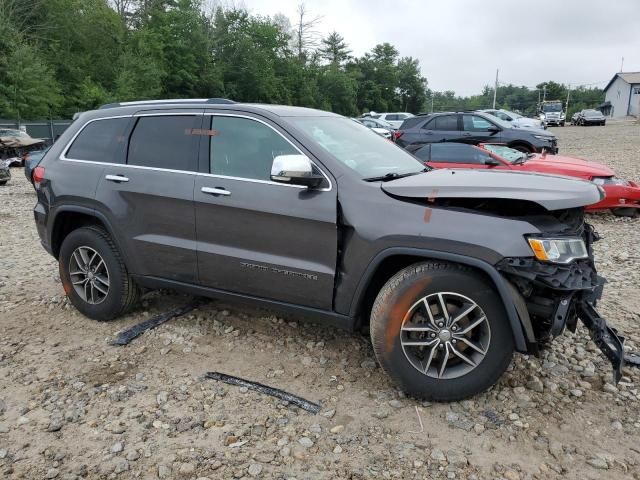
[68,246,110,305]
[400,292,491,379]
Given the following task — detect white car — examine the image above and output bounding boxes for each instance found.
[365,112,414,129]
[352,118,393,140]
[480,109,546,130]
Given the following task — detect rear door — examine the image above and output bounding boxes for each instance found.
[194,113,338,309]
[95,111,201,283]
[425,143,500,170]
[420,114,461,143]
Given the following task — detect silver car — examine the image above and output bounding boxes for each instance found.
[480,109,546,130]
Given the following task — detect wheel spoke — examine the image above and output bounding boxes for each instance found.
[422,298,437,328]
[403,338,439,347]
[449,302,477,327]
[90,283,95,304]
[422,343,438,374]
[456,316,486,335]
[93,282,108,295]
[72,251,86,272]
[83,281,90,302]
[437,293,450,321]
[78,247,90,267]
[72,278,87,286]
[438,343,450,378]
[87,251,98,268]
[450,345,476,366]
[69,270,85,276]
[457,337,487,355]
[95,274,109,288]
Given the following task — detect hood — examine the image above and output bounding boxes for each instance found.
[380,169,603,211]
[526,154,615,177]
[507,126,555,138]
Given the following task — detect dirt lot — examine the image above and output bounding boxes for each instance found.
[1,121,639,480]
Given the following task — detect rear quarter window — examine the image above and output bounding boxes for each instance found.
[65,118,130,164]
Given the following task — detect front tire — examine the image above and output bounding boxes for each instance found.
[59,226,139,321]
[370,262,514,401]
[511,143,533,154]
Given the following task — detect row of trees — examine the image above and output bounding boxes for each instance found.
[0,0,603,121]
[430,81,604,118]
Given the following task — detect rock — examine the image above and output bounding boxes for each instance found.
[0,399,6,414]
[0,449,7,459]
[157,391,169,405]
[430,449,446,462]
[333,445,343,454]
[111,442,124,454]
[360,359,377,370]
[526,376,544,393]
[298,437,314,448]
[158,465,172,478]
[446,450,467,467]
[611,420,623,430]
[45,468,60,479]
[570,389,583,398]
[114,459,129,474]
[388,399,403,409]
[503,469,520,480]
[179,463,195,476]
[330,425,344,434]
[548,440,564,460]
[126,450,140,461]
[248,463,262,476]
[587,457,608,469]
[321,409,336,419]
[372,410,389,419]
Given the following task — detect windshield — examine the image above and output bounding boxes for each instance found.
[542,103,562,112]
[503,110,522,119]
[482,144,526,163]
[584,110,601,117]
[290,116,425,179]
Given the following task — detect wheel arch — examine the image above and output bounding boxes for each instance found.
[349,248,534,353]
[49,207,127,264]
[507,141,535,153]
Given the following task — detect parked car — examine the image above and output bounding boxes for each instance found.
[365,112,414,129]
[352,117,393,140]
[0,159,11,185]
[24,147,50,183]
[396,111,558,154]
[479,109,545,130]
[576,109,606,126]
[31,99,626,401]
[407,142,639,216]
[0,128,46,166]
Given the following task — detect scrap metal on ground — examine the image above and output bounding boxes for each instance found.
[205,371,322,414]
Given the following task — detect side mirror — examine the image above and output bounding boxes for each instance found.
[271,154,324,188]
[487,125,501,134]
[484,158,501,167]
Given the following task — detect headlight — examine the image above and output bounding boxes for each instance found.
[560,114,566,120]
[527,237,588,263]
[592,176,628,186]
[533,135,553,140]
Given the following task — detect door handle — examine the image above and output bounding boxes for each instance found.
[105,174,129,182]
[462,132,472,136]
[201,186,231,196]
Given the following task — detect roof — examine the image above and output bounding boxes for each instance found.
[604,72,640,92]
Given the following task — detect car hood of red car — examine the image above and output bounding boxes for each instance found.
[524,154,615,178]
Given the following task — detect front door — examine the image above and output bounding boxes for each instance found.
[194,113,338,310]
[461,114,503,144]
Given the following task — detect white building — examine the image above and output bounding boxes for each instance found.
[602,72,640,118]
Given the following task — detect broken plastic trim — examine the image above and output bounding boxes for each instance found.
[112,298,206,346]
[577,301,626,383]
[205,372,321,414]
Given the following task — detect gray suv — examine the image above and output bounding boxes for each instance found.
[31,99,627,401]
[397,111,558,154]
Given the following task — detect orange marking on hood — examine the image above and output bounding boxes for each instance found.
[423,207,432,223]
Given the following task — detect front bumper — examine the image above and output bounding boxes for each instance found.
[587,181,640,211]
[497,238,633,382]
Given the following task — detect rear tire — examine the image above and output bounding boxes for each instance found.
[59,226,139,321]
[370,262,514,401]
[612,207,638,218]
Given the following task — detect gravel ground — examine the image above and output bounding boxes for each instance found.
[1,121,639,480]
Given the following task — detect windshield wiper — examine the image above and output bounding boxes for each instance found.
[363,168,428,182]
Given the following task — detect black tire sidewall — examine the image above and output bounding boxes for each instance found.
[371,264,514,401]
[59,227,127,321]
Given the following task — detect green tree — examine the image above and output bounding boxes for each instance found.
[318,31,351,65]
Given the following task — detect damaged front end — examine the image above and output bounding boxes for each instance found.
[496,211,631,382]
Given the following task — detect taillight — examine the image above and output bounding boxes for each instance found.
[33,166,45,188]
[394,131,404,140]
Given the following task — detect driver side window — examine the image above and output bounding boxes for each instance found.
[209,116,298,181]
[462,115,494,132]
[430,143,493,164]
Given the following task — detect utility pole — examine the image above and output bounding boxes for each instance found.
[537,88,541,111]
[542,84,547,103]
[430,95,434,113]
[565,85,571,117]
[620,56,624,72]
[492,69,499,109]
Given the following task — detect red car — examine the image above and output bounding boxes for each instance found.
[407,142,640,216]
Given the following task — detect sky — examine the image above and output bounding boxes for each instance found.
[236,0,640,96]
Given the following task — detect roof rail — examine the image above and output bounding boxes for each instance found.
[98,98,235,109]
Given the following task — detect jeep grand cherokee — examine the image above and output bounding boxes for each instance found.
[30,99,627,401]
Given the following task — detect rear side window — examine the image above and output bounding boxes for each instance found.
[66,118,130,163]
[127,116,198,171]
[209,116,298,181]
[426,115,458,131]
